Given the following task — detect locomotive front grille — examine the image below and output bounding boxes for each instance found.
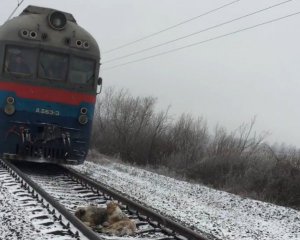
[16,143,67,160]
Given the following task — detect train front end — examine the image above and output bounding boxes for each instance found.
[0,6,101,164]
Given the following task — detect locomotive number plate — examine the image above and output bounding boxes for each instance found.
[36,108,60,116]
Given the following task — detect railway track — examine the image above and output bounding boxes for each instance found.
[0,159,212,240]
[0,159,101,240]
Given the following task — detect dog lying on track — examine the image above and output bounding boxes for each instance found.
[102,201,137,236]
[74,205,107,227]
[75,202,137,236]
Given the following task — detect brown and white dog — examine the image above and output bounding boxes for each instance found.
[105,201,129,224]
[74,205,107,227]
[102,202,137,236]
[74,202,137,236]
[102,219,137,236]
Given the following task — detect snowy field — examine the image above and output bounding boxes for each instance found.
[0,153,299,240]
[71,153,300,240]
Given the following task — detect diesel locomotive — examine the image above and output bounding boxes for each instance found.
[0,5,102,164]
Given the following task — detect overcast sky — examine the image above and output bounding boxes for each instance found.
[1,0,300,147]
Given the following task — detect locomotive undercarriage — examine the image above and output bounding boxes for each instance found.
[2,121,87,164]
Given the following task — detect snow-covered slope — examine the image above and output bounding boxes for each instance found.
[72,154,300,240]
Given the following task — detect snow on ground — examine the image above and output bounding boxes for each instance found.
[72,153,300,240]
[0,177,47,240]
[0,170,76,240]
[0,153,299,240]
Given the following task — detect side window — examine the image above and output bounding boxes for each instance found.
[4,46,35,76]
[69,57,95,86]
[38,51,68,81]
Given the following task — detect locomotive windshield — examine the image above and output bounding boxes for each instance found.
[3,45,97,90]
[39,51,68,81]
[69,56,94,85]
[4,46,35,76]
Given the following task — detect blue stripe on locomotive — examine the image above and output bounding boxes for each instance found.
[0,89,95,163]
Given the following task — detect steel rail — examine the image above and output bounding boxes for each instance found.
[65,166,209,240]
[0,159,104,240]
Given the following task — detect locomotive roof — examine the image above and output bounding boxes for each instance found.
[20,5,77,23]
[0,5,100,58]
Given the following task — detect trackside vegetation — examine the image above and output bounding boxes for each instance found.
[92,88,300,209]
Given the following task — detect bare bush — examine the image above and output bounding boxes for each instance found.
[162,114,209,174]
[187,119,267,185]
[207,117,267,159]
[92,87,169,165]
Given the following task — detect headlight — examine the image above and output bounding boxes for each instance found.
[4,96,15,115]
[4,104,15,115]
[48,11,67,30]
[78,115,88,125]
[6,96,14,104]
[80,107,88,114]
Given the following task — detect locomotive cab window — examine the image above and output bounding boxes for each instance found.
[38,51,68,81]
[4,47,35,77]
[69,56,95,86]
